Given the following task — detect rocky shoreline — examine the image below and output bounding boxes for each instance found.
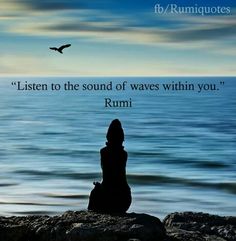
[0,211,235,241]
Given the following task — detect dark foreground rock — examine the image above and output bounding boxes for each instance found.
[164,212,236,241]
[1,211,235,241]
[0,210,165,241]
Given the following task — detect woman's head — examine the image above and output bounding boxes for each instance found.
[106,119,124,146]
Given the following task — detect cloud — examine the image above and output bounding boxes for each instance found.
[11,13,235,48]
[0,0,87,12]
[163,23,236,42]
[28,1,88,12]
[43,21,126,33]
[1,0,236,58]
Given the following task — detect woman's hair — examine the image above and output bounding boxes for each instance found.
[106,119,124,146]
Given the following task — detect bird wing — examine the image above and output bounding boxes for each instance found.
[58,44,71,51]
[50,47,58,51]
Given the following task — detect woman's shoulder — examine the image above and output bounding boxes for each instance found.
[100,146,108,154]
[100,145,127,155]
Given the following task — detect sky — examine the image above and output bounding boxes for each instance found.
[0,0,235,76]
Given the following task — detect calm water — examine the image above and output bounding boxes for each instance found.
[0,77,235,219]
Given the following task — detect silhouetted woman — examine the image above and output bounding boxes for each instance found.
[88,119,132,213]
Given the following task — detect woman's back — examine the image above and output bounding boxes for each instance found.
[101,146,128,189]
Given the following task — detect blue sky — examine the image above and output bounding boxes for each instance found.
[0,0,235,76]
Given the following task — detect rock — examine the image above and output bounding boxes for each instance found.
[0,211,166,241]
[163,212,236,241]
[1,211,235,241]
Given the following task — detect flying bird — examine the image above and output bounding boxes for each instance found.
[50,44,71,54]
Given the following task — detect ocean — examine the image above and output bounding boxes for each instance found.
[0,77,235,219]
